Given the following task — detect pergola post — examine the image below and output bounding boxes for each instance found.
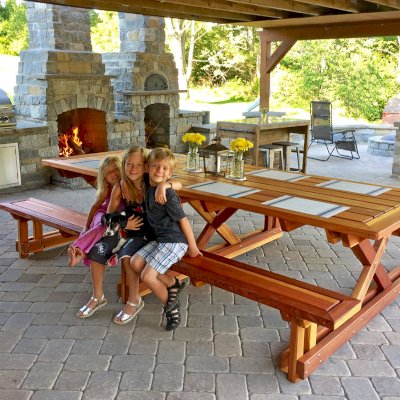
[259,30,296,112]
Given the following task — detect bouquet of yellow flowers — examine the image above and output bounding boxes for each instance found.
[182,132,207,147]
[230,138,254,153]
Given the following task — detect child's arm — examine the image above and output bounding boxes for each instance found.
[179,217,202,257]
[155,179,182,205]
[84,188,108,231]
[107,182,122,213]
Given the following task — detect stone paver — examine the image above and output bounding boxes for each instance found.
[1,159,400,399]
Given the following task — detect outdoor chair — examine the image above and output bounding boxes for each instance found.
[308,100,360,161]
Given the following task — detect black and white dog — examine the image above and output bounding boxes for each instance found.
[102,211,129,253]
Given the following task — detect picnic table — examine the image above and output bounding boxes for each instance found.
[33,151,400,381]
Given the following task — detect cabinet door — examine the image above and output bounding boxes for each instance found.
[0,143,21,189]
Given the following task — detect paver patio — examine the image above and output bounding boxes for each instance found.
[0,142,399,399]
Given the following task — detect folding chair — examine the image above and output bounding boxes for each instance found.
[308,101,360,161]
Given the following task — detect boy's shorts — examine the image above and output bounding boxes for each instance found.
[136,241,188,274]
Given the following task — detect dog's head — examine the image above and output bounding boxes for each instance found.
[102,211,128,236]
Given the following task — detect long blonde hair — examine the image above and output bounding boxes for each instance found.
[97,156,122,197]
[122,146,148,203]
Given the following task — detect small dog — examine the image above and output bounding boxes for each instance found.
[102,211,129,253]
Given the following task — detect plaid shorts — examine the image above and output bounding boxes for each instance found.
[136,241,188,274]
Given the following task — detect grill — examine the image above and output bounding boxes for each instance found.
[0,88,16,127]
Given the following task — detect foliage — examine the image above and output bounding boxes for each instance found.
[190,24,259,87]
[0,0,28,55]
[276,38,400,121]
[90,10,119,52]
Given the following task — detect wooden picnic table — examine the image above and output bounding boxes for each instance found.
[216,118,310,172]
[42,151,400,382]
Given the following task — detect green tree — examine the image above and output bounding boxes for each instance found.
[276,38,400,121]
[0,0,28,55]
[90,10,119,53]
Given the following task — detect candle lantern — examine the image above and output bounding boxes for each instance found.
[201,137,229,175]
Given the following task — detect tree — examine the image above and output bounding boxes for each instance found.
[90,10,119,53]
[0,0,28,55]
[165,18,201,93]
[276,38,400,121]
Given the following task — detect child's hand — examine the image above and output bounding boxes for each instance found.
[126,215,143,231]
[121,179,134,203]
[155,182,170,204]
[187,245,202,258]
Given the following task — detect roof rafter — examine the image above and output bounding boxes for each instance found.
[234,0,323,16]
[295,0,362,13]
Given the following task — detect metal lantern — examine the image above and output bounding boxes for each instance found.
[201,137,230,175]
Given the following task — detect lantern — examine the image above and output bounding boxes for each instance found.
[201,137,229,175]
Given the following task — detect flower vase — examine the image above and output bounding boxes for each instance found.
[185,146,201,172]
[227,152,245,180]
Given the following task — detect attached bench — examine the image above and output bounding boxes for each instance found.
[171,251,361,382]
[0,198,86,258]
[0,197,186,300]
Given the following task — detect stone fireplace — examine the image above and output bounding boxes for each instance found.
[0,3,208,193]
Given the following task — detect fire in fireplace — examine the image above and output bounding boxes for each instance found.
[57,109,108,157]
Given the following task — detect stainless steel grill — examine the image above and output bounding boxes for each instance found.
[0,88,16,127]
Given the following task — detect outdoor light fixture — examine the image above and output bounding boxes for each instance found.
[201,136,229,176]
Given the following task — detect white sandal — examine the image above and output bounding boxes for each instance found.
[113,297,144,325]
[76,294,107,318]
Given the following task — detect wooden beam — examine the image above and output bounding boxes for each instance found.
[265,38,296,73]
[259,35,271,110]
[35,0,249,23]
[295,0,362,13]
[365,0,400,9]
[260,20,400,40]
[165,0,289,18]
[234,0,323,15]
[242,9,400,28]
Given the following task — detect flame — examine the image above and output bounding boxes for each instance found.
[72,127,82,147]
[59,126,83,157]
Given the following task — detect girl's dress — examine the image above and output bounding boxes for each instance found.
[73,188,122,266]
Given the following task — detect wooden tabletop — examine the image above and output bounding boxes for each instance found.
[42,151,400,240]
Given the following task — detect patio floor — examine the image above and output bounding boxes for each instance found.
[0,142,399,399]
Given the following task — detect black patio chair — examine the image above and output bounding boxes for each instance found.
[308,100,360,161]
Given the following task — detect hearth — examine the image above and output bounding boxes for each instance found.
[57,109,107,156]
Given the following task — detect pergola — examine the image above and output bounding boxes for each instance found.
[32,1,400,110]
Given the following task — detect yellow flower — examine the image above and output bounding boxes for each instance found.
[230,138,254,153]
[182,132,207,146]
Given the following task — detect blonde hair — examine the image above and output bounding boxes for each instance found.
[122,146,148,202]
[147,147,176,170]
[97,156,122,197]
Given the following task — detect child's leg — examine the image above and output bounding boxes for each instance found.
[76,261,107,318]
[113,257,144,324]
[140,264,169,306]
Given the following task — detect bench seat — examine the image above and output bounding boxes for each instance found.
[0,197,186,301]
[171,251,361,381]
[0,198,86,258]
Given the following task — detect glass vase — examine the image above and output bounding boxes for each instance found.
[185,145,201,172]
[227,152,245,180]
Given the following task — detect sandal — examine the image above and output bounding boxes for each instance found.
[76,294,107,318]
[166,277,187,312]
[113,297,144,325]
[165,301,181,331]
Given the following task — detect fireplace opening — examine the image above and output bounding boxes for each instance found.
[144,103,170,148]
[57,109,108,157]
